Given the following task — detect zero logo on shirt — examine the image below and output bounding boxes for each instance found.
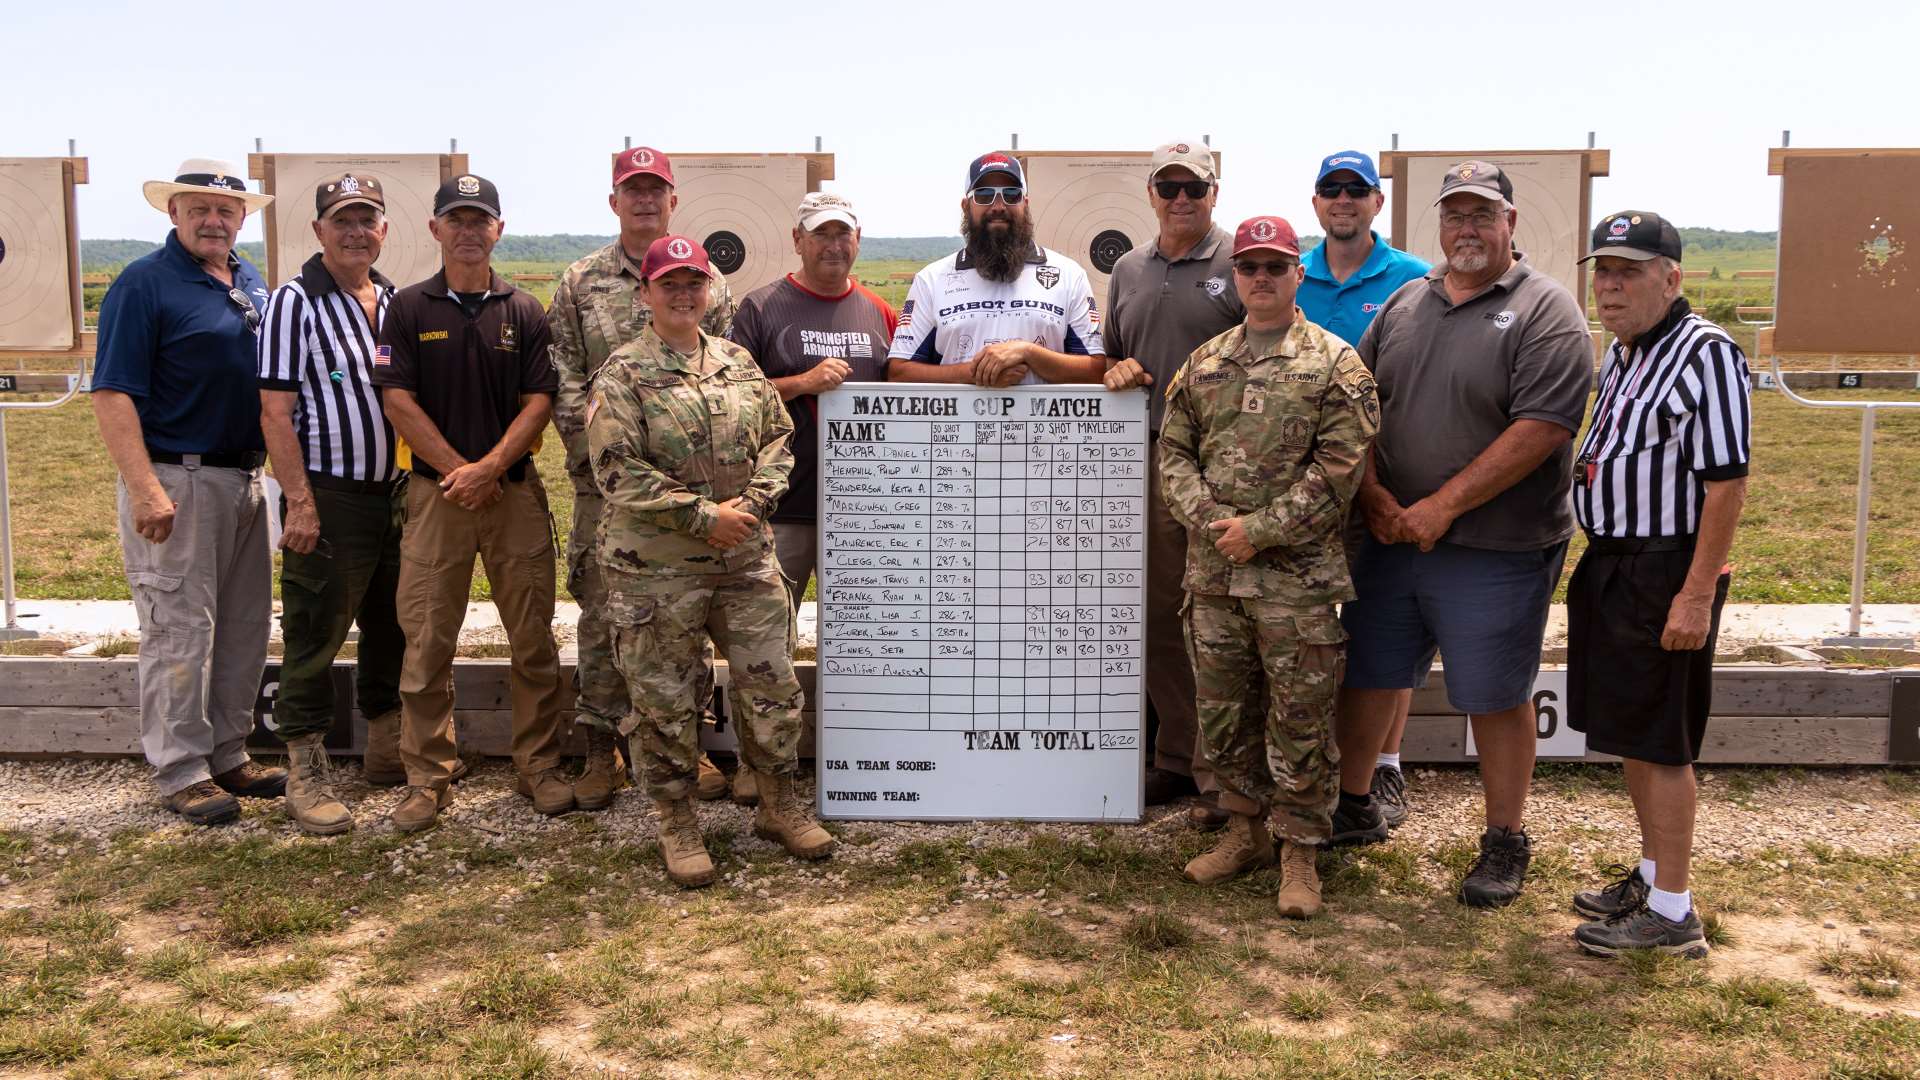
[1490,310,1516,331]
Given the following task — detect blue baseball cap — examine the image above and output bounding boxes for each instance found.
[966,151,1026,192]
[1315,150,1380,189]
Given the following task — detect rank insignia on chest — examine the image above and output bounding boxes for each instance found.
[1242,385,1266,414]
[499,323,518,351]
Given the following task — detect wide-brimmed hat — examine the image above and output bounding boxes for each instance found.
[143,158,273,213]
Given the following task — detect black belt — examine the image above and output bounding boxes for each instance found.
[148,449,265,470]
[307,471,404,497]
[1583,533,1695,556]
[411,456,529,483]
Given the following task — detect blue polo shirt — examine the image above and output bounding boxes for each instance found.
[92,230,268,454]
[1298,231,1430,348]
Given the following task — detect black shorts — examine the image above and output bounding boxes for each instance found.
[1566,537,1730,766]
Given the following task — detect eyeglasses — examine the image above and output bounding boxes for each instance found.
[1316,181,1375,199]
[1154,180,1212,201]
[970,186,1025,206]
[1233,260,1296,278]
[226,287,262,333]
[1440,210,1503,230]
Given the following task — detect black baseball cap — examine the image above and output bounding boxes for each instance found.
[434,174,501,218]
[1434,159,1514,206]
[316,172,384,218]
[1581,210,1684,263]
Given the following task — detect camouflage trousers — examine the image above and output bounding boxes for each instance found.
[1185,594,1345,843]
[608,560,803,800]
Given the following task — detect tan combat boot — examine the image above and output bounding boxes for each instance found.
[695,753,727,801]
[574,727,628,812]
[654,797,716,887]
[753,771,835,859]
[731,763,760,806]
[391,785,450,833]
[1277,839,1324,919]
[362,710,405,786]
[1182,812,1275,885]
[284,733,351,836]
[515,768,576,816]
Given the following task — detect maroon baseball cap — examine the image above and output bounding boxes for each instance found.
[613,146,674,189]
[1232,216,1301,259]
[639,234,711,280]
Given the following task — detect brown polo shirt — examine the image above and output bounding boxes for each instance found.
[1103,225,1244,432]
[373,268,557,480]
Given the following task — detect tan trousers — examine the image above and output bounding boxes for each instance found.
[396,469,563,788]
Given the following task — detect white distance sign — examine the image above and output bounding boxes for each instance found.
[816,384,1148,822]
[1463,669,1586,759]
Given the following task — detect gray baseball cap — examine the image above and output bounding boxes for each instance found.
[1434,159,1513,206]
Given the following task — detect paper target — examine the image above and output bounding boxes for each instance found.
[0,158,77,350]
[1400,153,1586,301]
[671,156,809,297]
[1023,156,1160,298]
[264,155,449,289]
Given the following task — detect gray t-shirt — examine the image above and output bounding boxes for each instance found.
[1356,254,1593,551]
[1104,225,1244,432]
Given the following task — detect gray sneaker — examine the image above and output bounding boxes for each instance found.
[1574,904,1709,959]
[1370,765,1408,829]
[1572,864,1649,920]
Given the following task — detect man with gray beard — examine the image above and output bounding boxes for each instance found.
[887,152,1104,385]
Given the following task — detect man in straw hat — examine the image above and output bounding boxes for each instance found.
[91,158,285,826]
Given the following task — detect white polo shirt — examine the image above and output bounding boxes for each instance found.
[888,244,1103,383]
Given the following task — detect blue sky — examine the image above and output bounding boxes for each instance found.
[8,0,1914,244]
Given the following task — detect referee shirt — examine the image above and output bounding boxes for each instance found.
[1574,297,1751,538]
[257,253,400,483]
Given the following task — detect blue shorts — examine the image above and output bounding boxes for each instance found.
[1340,538,1568,714]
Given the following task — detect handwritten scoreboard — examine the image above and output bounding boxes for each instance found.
[815,384,1148,822]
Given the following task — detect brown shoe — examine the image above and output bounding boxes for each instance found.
[1188,796,1229,833]
[515,768,576,816]
[753,771,835,860]
[391,785,450,833]
[1182,811,1274,885]
[283,734,351,836]
[654,797,715,887]
[166,780,240,826]
[1277,839,1324,919]
[696,753,727,801]
[212,758,287,798]
[731,762,761,807]
[574,727,629,812]
[363,711,467,786]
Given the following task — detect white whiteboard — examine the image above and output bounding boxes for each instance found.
[264,154,448,289]
[1401,153,1586,301]
[815,384,1148,822]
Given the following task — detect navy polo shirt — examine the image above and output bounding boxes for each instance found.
[1298,231,1431,348]
[92,230,268,454]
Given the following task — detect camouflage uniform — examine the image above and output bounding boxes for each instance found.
[585,324,802,800]
[548,242,735,732]
[1158,316,1379,843]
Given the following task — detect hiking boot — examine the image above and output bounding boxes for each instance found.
[390,785,450,833]
[655,797,716,887]
[1574,905,1709,959]
[696,753,727,801]
[574,727,629,812]
[166,780,240,826]
[1188,796,1229,833]
[514,768,576,816]
[1573,864,1650,920]
[731,762,761,807]
[1329,793,1388,847]
[362,710,405,786]
[754,772,835,859]
[1276,840,1324,919]
[212,758,286,798]
[1371,765,1409,829]
[1459,826,1532,908]
[283,734,351,836]
[1182,812,1274,885]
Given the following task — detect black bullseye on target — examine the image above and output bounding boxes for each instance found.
[1090,230,1132,275]
[0,236,7,269]
[704,230,747,275]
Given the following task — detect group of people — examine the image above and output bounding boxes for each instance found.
[91,138,1749,959]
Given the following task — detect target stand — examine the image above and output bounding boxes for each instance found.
[248,153,470,289]
[1380,149,1608,305]
[1016,149,1223,300]
[668,154,833,298]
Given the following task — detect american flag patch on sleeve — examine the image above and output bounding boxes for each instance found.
[374,345,392,367]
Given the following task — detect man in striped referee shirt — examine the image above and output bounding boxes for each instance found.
[1565,212,1750,959]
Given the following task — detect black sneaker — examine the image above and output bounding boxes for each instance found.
[1572,864,1649,920]
[1370,765,1408,829]
[1459,826,1531,908]
[1329,794,1388,847]
[1574,904,1709,959]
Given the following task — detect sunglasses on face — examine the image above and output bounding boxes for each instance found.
[970,186,1025,206]
[1233,260,1296,278]
[1316,180,1375,199]
[1154,180,1212,201]
[226,287,262,333]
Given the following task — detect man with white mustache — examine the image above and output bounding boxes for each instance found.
[1337,160,1592,909]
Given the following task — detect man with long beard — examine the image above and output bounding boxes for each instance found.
[887,152,1103,385]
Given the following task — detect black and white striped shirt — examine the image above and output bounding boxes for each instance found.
[257,254,400,482]
[1574,297,1751,538]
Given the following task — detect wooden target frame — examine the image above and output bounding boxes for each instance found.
[0,157,87,355]
[1767,147,1920,356]
[247,153,469,288]
[1014,149,1225,298]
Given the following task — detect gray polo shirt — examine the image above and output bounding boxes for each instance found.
[1356,254,1593,551]
[1104,225,1244,432]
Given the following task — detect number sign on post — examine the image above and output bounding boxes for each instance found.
[1464,669,1587,759]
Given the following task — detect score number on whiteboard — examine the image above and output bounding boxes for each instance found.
[1464,670,1587,759]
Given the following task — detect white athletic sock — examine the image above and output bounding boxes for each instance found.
[1638,858,1657,883]
[1647,885,1691,923]
[1376,752,1402,772]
